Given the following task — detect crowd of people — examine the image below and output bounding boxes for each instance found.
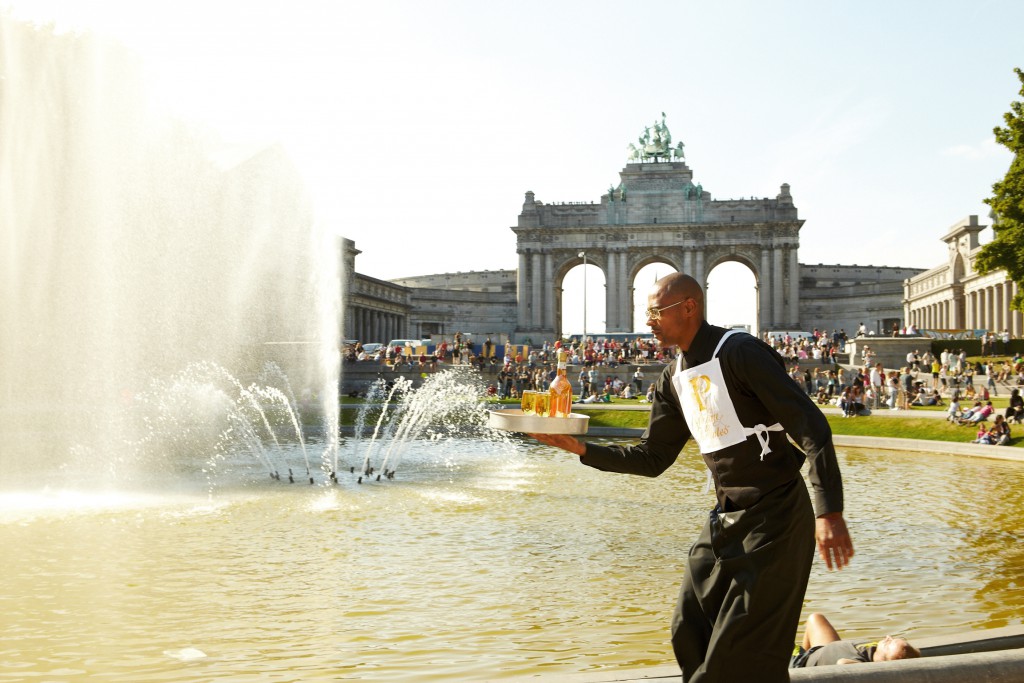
[344,330,1023,440]
[346,333,673,369]
[344,333,675,401]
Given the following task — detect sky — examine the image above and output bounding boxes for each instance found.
[6,0,1021,334]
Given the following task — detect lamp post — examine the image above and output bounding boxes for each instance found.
[578,251,587,339]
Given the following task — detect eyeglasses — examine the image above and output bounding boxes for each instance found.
[645,299,686,321]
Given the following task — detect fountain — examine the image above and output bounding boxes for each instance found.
[0,16,340,487]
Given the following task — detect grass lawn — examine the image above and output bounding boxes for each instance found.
[824,414,1022,446]
[342,390,1024,447]
[574,404,1023,447]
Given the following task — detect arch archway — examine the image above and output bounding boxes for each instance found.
[512,162,803,340]
[706,260,758,333]
[630,261,678,332]
[560,258,607,337]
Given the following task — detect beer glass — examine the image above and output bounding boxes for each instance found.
[521,390,537,415]
[533,392,550,417]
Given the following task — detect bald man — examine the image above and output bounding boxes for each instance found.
[532,273,853,683]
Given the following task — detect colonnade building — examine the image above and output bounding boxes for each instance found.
[903,215,1023,336]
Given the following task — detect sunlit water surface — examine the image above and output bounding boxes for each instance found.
[2,441,1022,681]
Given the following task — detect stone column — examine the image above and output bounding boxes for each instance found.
[1004,282,1014,334]
[772,248,784,326]
[619,251,631,331]
[531,253,542,330]
[606,250,618,334]
[683,249,694,277]
[517,252,529,329]
[1012,282,1022,337]
[694,249,705,290]
[995,285,1002,331]
[979,290,985,330]
[788,247,800,327]
[759,248,771,333]
[543,253,554,331]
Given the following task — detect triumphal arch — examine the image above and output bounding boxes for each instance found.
[512,116,804,340]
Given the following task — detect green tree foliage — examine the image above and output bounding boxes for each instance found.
[976,67,1024,312]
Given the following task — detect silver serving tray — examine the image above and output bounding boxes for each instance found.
[488,409,590,434]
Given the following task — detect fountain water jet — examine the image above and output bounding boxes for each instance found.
[0,17,340,489]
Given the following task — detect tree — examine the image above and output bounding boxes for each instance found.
[975,67,1024,313]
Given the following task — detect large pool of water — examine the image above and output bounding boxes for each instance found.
[2,439,1022,681]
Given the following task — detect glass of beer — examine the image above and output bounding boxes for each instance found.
[521,390,537,415]
[533,392,550,417]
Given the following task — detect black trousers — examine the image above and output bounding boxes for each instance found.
[671,477,815,683]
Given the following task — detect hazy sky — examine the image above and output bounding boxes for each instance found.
[8,0,1021,333]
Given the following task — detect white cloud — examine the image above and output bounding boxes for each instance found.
[941,137,1003,160]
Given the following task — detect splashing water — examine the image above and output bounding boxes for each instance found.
[344,368,515,482]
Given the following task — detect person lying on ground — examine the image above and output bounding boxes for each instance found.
[958,401,994,425]
[791,613,920,667]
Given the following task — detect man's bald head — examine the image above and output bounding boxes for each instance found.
[647,272,706,351]
[654,273,705,316]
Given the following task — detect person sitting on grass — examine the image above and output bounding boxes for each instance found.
[911,387,942,406]
[848,384,866,416]
[1006,388,1024,424]
[973,424,992,445]
[838,388,854,417]
[791,613,920,668]
[946,394,962,422]
[989,414,1011,446]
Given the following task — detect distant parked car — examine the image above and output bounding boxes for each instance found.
[361,342,384,355]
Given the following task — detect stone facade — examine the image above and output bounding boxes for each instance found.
[342,238,414,343]
[513,160,805,339]
[392,271,518,341]
[799,264,924,336]
[904,215,1023,336]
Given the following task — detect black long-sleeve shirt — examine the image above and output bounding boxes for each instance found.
[581,321,844,516]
